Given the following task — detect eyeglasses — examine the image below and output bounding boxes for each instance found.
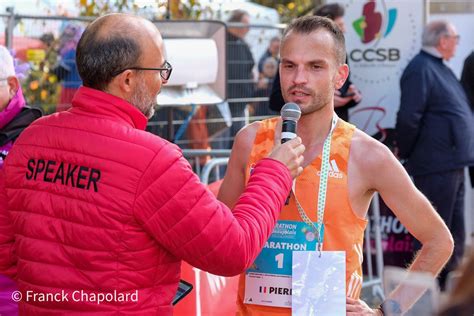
[444,34,460,43]
[112,61,173,80]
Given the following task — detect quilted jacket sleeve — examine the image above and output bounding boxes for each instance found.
[133,143,292,276]
[0,170,16,278]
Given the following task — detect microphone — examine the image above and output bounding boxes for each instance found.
[280,103,301,143]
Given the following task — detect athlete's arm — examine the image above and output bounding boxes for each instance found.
[366,138,453,275]
[351,131,453,312]
[218,122,260,208]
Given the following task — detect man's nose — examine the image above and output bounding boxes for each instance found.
[292,66,308,85]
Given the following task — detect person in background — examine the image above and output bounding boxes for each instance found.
[53,23,84,111]
[0,45,42,167]
[251,56,278,117]
[219,15,453,315]
[461,51,474,108]
[269,3,362,122]
[460,51,474,189]
[226,9,255,147]
[396,20,474,290]
[0,13,305,315]
[0,45,42,316]
[257,36,280,75]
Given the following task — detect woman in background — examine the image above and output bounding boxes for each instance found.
[54,23,84,111]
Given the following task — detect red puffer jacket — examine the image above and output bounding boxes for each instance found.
[0,87,292,315]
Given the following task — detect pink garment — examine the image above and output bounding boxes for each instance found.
[0,87,24,316]
[0,275,17,316]
[0,87,25,130]
[0,142,12,169]
[0,86,292,315]
[0,172,17,316]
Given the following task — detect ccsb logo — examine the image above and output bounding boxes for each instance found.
[349,0,400,63]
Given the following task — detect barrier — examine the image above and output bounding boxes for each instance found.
[363,193,385,301]
[182,149,230,180]
[200,157,229,185]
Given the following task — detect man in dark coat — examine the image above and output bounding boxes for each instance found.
[396,20,474,289]
[460,51,474,189]
[226,10,255,146]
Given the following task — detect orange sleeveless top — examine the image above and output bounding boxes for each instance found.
[236,117,367,315]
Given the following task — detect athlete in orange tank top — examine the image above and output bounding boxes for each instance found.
[234,117,366,315]
[219,15,454,316]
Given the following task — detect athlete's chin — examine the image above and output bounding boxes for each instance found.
[300,103,328,115]
[284,97,320,114]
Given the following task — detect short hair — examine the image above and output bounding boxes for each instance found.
[422,20,451,47]
[282,16,346,65]
[227,9,249,23]
[76,16,141,91]
[313,3,345,21]
[0,45,15,79]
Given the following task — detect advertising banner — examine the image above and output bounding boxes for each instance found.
[331,0,424,138]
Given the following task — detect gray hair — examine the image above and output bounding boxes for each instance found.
[422,20,451,47]
[0,45,15,78]
[227,9,249,23]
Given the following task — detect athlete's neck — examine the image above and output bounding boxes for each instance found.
[298,105,335,149]
[295,104,335,167]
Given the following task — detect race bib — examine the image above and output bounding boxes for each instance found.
[244,220,323,308]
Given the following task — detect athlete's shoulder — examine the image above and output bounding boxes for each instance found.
[350,128,395,171]
[235,118,279,150]
[234,121,262,152]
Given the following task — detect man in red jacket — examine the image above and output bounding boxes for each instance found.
[0,13,305,315]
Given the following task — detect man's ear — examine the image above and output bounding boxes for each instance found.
[106,70,137,99]
[116,69,136,94]
[334,63,349,90]
[7,76,19,99]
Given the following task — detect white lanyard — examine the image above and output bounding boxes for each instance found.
[293,113,338,253]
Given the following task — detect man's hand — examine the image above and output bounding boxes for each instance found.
[334,91,353,108]
[348,84,362,103]
[334,84,363,108]
[347,297,382,316]
[268,137,305,178]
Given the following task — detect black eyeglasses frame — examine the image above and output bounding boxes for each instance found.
[112,61,173,80]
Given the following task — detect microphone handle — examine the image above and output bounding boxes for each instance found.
[281,120,297,144]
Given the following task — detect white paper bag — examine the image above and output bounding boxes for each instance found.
[292,251,346,316]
